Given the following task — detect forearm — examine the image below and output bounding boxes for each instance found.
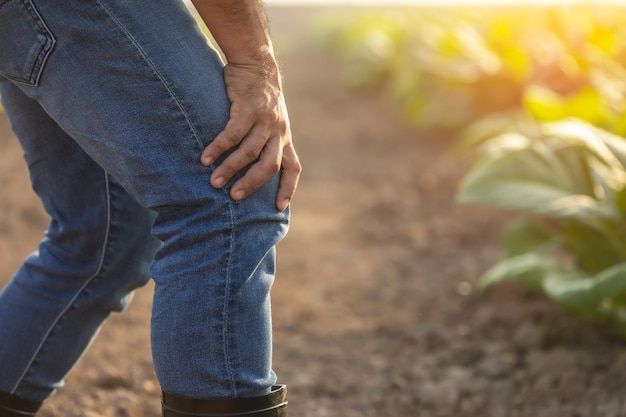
[191,0,277,68]
[192,0,300,210]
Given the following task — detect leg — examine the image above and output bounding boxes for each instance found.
[0,80,161,402]
[0,0,289,404]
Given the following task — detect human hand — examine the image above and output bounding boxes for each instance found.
[200,62,301,211]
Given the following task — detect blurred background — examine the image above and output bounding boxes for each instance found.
[3,1,626,416]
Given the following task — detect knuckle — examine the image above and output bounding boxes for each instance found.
[242,143,263,160]
[269,113,286,130]
[242,147,259,161]
[224,131,243,146]
[267,159,281,173]
[276,118,288,132]
[258,106,280,123]
[256,158,280,175]
[285,157,302,175]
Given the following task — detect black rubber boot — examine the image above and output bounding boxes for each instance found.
[162,385,287,417]
[0,391,42,417]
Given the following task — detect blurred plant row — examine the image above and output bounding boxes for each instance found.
[318,6,626,334]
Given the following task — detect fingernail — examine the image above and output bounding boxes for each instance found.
[203,156,214,166]
[233,190,246,200]
[213,177,226,187]
[279,199,290,211]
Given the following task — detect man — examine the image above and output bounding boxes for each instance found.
[0,0,300,416]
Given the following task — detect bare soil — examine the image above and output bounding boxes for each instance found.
[2,7,626,417]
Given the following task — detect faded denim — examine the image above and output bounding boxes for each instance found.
[0,0,288,402]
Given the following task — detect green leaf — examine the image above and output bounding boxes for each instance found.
[465,140,567,189]
[501,218,557,258]
[455,114,522,153]
[458,146,618,224]
[582,124,626,168]
[461,180,615,223]
[543,262,626,309]
[549,145,595,197]
[562,219,626,274]
[480,253,568,290]
[543,120,626,174]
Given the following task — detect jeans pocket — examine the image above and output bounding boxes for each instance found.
[0,0,55,86]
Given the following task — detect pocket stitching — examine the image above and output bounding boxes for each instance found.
[0,0,56,86]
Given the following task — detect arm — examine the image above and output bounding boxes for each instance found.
[192,0,301,211]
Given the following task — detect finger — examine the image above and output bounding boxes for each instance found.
[229,136,282,201]
[209,124,269,188]
[275,144,302,211]
[200,106,254,166]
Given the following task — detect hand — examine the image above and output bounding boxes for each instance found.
[200,62,301,211]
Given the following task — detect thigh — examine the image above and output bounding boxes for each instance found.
[0,78,110,252]
[0,78,160,281]
[1,0,231,209]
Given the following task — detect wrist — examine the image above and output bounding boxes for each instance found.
[223,44,276,67]
[224,49,283,87]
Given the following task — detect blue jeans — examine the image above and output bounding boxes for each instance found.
[0,0,289,403]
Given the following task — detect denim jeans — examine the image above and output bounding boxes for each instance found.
[0,0,289,403]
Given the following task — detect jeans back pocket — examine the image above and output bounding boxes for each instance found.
[0,0,55,86]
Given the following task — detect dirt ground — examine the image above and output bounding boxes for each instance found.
[2,7,626,417]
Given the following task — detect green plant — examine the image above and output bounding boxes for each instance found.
[458,117,626,332]
[320,6,626,334]
[318,6,626,133]
[320,6,626,333]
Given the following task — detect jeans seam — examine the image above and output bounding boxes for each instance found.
[10,173,112,394]
[222,200,237,397]
[95,0,204,151]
